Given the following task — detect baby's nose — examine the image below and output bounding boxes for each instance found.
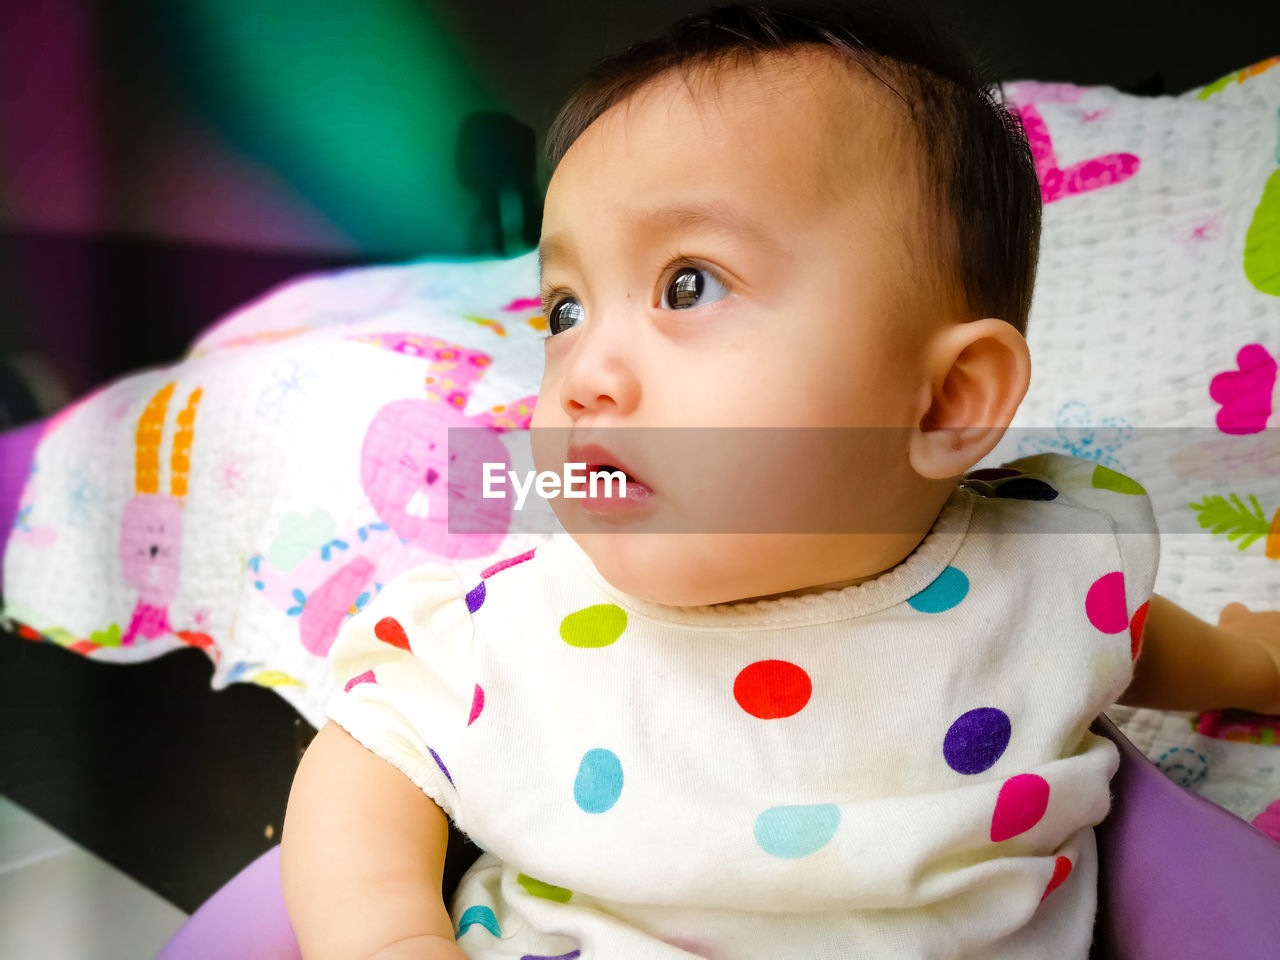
[558,330,641,417]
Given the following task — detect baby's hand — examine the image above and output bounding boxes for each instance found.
[1217,603,1280,715]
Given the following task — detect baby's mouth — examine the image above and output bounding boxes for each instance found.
[566,442,654,506]
[590,464,628,482]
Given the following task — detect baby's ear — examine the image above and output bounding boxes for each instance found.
[908,318,1030,480]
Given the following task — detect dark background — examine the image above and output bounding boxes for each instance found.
[1,0,1277,917]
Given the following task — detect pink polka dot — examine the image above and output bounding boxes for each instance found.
[344,669,376,693]
[990,773,1050,842]
[1085,571,1128,634]
[1041,856,1073,901]
[1251,798,1280,843]
[468,684,485,726]
[481,548,536,578]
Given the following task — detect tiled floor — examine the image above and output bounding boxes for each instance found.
[0,795,188,959]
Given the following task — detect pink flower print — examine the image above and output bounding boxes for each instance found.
[1210,344,1276,435]
[1184,218,1222,245]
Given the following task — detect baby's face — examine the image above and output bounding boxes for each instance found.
[533,49,946,605]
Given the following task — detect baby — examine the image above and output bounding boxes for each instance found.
[282,3,1280,958]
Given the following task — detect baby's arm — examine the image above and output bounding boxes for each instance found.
[282,721,467,960]
[1118,594,1280,714]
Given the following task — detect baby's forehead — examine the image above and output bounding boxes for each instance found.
[540,46,939,304]
[592,49,921,204]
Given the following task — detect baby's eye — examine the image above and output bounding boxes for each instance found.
[660,266,728,310]
[547,298,585,335]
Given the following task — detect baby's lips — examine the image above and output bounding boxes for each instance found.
[565,441,649,488]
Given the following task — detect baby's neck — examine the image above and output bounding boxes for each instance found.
[735,569,886,604]
[712,477,959,606]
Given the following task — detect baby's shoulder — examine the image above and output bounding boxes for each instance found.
[961,453,1155,536]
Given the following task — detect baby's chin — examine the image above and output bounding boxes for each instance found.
[572,531,858,608]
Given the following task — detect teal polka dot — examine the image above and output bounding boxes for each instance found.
[574,748,624,814]
[754,804,841,858]
[457,904,501,938]
[907,565,969,613]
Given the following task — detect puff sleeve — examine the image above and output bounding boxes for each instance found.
[324,564,478,824]
[997,452,1160,658]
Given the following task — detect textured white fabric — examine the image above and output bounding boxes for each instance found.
[327,454,1158,959]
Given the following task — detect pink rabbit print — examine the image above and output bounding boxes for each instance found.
[247,334,536,658]
[117,382,216,658]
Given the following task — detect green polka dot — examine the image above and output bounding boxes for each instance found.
[559,604,627,648]
[1091,465,1145,496]
[516,872,573,903]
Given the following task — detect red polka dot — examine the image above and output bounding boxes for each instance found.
[344,669,377,693]
[1085,571,1129,634]
[1041,856,1073,901]
[1129,600,1149,660]
[990,773,1050,842]
[374,616,411,651]
[468,684,485,726]
[733,660,812,719]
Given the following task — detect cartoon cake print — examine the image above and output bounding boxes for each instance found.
[247,335,536,657]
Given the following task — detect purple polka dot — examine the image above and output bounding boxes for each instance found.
[944,707,1011,774]
[991,477,1058,501]
[466,581,486,613]
[428,746,453,784]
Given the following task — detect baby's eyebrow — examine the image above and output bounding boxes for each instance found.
[539,202,780,283]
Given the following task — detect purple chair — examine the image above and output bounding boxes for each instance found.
[150,715,1280,960]
[4,422,1280,959]
[0,418,43,571]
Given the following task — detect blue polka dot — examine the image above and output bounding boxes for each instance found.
[457,904,501,938]
[943,707,1012,774]
[574,748,624,814]
[466,581,486,613]
[907,565,969,613]
[754,804,841,858]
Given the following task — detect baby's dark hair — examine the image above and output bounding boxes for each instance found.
[545,1,1041,334]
